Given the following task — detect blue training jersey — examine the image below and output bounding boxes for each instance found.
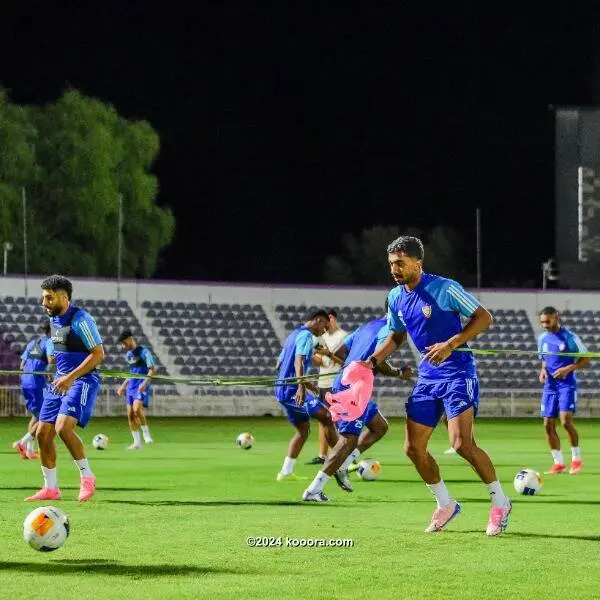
[538,327,587,389]
[332,317,389,393]
[47,305,103,380]
[20,335,50,389]
[275,325,314,401]
[125,345,155,389]
[387,272,481,381]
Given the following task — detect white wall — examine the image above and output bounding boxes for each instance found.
[3,275,600,312]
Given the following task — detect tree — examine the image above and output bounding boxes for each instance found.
[0,89,174,277]
[323,224,467,285]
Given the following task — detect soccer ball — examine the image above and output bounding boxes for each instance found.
[236,432,254,450]
[92,434,109,450]
[513,468,543,495]
[23,506,70,552]
[357,459,381,481]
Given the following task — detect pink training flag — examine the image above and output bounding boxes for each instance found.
[325,361,374,422]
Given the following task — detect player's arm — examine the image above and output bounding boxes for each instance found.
[139,349,157,392]
[424,282,492,365]
[294,353,307,406]
[553,334,590,379]
[366,331,407,367]
[539,361,547,384]
[52,316,105,394]
[376,360,413,380]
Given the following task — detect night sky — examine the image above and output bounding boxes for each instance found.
[1,4,597,286]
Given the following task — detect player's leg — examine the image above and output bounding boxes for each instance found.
[14,389,38,458]
[277,403,311,481]
[126,402,142,450]
[135,392,153,444]
[405,381,463,532]
[445,379,511,536]
[542,391,565,474]
[338,405,387,474]
[26,390,61,500]
[303,432,358,501]
[556,388,580,472]
[309,401,339,450]
[55,379,99,502]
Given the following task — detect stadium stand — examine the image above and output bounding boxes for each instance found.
[1,277,600,417]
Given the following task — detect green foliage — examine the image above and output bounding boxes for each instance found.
[0,90,174,277]
[323,224,468,285]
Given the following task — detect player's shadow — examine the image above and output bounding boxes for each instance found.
[452,531,600,542]
[0,559,242,577]
[376,479,480,484]
[0,486,160,492]
[104,499,345,508]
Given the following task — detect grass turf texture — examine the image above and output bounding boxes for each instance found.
[0,417,599,600]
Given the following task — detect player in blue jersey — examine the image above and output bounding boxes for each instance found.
[25,275,105,503]
[538,306,589,475]
[117,330,156,449]
[303,302,413,502]
[274,309,340,481]
[12,322,52,460]
[363,236,512,536]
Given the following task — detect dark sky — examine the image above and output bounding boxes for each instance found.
[1,4,598,286]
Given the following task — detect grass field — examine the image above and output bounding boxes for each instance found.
[0,417,599,600]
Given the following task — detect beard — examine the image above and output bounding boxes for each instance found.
[45,306,61,317]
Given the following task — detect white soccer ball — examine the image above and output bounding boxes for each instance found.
[23,506,70,552]
[92,433,109,450]
[357,459,381,481]
[513,468,543,495]
[236,432,254,450]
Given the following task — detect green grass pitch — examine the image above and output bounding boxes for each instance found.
[0,417,599,599]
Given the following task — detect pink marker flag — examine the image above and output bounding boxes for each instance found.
[324,361,374,422]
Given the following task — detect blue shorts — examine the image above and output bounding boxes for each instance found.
[277,393,327,426]
[126,380,150,408]
[406,377,479,428]
[541,387,576,418]
[39,377,100,428]
[337,400,380,436]
[21,387,45,417]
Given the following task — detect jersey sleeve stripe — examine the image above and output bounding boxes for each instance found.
[79,321,97,349]
[448,286,479,313]
[572,334,588,353]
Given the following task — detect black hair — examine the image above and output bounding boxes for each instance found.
[539,306,558,316]
[41,321,51,336]
[41,275,73,300]
[326,308,338,319]
[307,309,329,321]
[118,330,134,343]
[387,235,425,261]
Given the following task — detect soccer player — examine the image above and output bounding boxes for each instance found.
[307,308,348,465]
[25,275,104,503]
[117,330,156,449]
[274,309,340,481]
[538,306,589,475]
[363,236,512,536]
[303,304,413,502]
[12,322,52,460]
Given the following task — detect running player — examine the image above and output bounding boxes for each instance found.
[25,275,104,503]
[274,309,339,481]
[364,235,512,536]
[117,330,156,449]
[303,303,413,502]
[538,306,589,475]
[13,322,51,459]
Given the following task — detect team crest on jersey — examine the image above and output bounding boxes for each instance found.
[422,305,432,318]
[559,343,566,352]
